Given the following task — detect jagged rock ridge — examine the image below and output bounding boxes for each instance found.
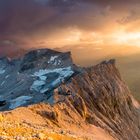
[52,59,140,140]
[0,49,140,140]
[0,49,78,110]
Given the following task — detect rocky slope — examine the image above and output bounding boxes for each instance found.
[0,49,140,140]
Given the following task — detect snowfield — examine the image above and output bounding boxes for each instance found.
[9,96,32,109]
[0,68,5,74]
[30,66,74,93]
[48,55,61,65]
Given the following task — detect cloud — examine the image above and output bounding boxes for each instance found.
[117,10,140,24]
[0,0,138,34]
[0,0,139,53]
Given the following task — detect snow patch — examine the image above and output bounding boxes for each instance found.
[5,75,10,79]
[50,56,59,62]
[1,81,5,86]
[30,80,46,92]
[33,66,73,76]
[40,88,49,94]
[30,66,74,93]
[40,76,47,81]
[9,96,32,109]
[48,55,61,65]
[0,68,5,74]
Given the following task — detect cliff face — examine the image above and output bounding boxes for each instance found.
[0,49,140,140]
[52,59,140,140]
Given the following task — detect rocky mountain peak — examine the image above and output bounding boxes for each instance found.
[0,49,76,110]
[19,49,72,72]
[0,48,139,140]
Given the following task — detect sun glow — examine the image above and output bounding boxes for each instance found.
[112,31,140,47]
[36,28,140,48]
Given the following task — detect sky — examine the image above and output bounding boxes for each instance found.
[0,0,140,56]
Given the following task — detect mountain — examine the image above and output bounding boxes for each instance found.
[0,49,140,140]
[58,45,140,102]
[0,49,80,110]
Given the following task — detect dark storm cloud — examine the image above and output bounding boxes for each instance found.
[0,0,139,36]
[0,0,53,36]
[0,0,83,42]
[0,0,139,54]
[117,10,140,24]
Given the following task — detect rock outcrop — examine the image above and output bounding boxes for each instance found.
[0,49,140,140]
